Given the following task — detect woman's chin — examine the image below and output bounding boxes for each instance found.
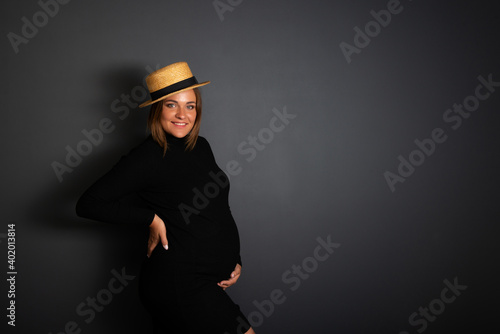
[166,129,191,138]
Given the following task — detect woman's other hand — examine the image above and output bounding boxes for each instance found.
[217,263,242,290]
[148,214,168,257]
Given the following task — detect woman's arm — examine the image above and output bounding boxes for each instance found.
[75,138,158,226]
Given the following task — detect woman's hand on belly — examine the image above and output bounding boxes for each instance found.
[217,263,241,290]
[147,214,169,257]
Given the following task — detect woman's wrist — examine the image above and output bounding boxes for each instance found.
[150,214,159,227]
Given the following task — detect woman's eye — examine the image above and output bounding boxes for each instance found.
[187,105,195,110]
[166,103,175,108]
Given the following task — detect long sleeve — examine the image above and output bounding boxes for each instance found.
[75,137,158,226]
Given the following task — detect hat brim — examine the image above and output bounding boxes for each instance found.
[139,81,211,108]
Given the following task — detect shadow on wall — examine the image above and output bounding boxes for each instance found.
[19,64,160,333]
[35,63,155,228]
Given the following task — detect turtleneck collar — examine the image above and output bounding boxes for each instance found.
[165,132,188,149]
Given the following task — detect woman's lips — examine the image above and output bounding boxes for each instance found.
[172,122,188,127]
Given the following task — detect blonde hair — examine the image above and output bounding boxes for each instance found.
[147,88,202,155]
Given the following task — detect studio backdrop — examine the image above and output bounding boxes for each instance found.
[2,0,499,333]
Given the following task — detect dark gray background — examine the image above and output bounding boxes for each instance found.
[2,0,499,333]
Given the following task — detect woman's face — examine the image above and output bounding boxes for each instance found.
[160,89,197,138]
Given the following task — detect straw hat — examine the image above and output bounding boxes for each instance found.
[139,62,210,108]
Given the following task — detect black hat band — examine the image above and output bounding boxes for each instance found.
[150,76,199,101]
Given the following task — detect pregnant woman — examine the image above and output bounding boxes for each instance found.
[76,62,255,334]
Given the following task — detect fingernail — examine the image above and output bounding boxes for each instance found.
[164,244,168,250]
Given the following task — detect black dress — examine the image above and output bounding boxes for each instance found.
[76,134,251,334]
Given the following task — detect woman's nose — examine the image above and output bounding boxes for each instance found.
[175,109,186,118]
